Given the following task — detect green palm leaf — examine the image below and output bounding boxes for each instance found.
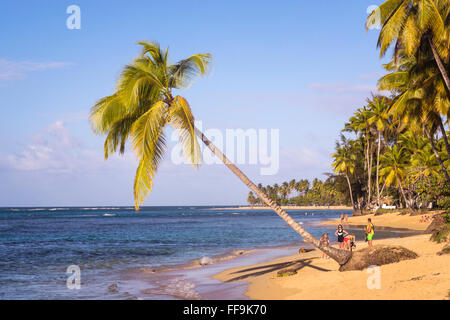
[169,96,202,167]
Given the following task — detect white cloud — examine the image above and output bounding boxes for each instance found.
[2,121,136,174]
[0,59,72,81]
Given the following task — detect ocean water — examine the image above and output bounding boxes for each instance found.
[0,206,410,300]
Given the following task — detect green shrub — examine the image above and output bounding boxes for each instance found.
[432,229,450,243]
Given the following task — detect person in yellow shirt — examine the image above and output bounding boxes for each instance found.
[365,218,374,247]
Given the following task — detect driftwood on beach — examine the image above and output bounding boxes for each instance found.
[339,245,419,271]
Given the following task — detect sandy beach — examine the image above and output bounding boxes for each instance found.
[320,210,443,231]
[213,212,450,300]
[216,206,353,211]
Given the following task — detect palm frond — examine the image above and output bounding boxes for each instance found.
[133,132,166,210]
[377,0,409,56]
[130,100,168,159]
[169,54,212,89]
[378,71,408,90]
[90,94,128,135]
[366,0,404,31]
[169,96,202,166]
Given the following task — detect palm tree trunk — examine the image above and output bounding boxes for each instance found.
[376,131,381,206]
[438,119,450,162]
[365,137,371,208]
[380,180,387,199]
[194,128,352,265]
[345,173,355,210]
[368,140,373,207]
[397,175,410,209]
[424,126,450,185]
[429,37,450,93]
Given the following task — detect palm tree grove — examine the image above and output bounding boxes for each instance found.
[246,0,450,214]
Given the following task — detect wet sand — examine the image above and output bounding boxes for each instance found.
[124,245,305,299]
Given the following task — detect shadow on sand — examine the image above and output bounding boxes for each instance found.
[224,257,330,282]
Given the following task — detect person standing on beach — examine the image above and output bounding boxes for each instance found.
[366,218,374,247]
[335,225,348,250]
[319,233,330,259]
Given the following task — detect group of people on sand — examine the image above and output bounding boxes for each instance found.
[419,215,432,223]
[319,218,375,259]
[339,213,349,224]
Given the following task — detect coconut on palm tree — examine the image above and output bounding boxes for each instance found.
[90,41,352,265]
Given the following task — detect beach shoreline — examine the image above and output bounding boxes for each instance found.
[130,211,432,300]
[320,210,444,231]
[213,205,354,211]
[211,211,450,300]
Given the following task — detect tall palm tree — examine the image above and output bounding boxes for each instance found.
[366,97,390,206]
[379,145,411,208]
[295,179,310,195]
[332,143,356,210]
[90,41,351,265]
[280,181,290,201]
[344,106,374,207]
[288,179,296,195]
[247,192,257,207]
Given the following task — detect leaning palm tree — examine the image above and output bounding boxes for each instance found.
[90,41,351,265]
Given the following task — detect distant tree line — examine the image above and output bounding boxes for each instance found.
[246,178,351,207]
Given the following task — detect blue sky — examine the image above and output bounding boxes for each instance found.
[0,0,389,206]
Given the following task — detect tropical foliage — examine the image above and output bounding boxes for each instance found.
[331,0,450,211]
[246,178,350,207]
[247,0,450,211]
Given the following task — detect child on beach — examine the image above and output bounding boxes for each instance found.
[344,213,349,223]
[340,214,344,223]
[344,234,356,251]
[319,233,330,259]
[335,225,348,250]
